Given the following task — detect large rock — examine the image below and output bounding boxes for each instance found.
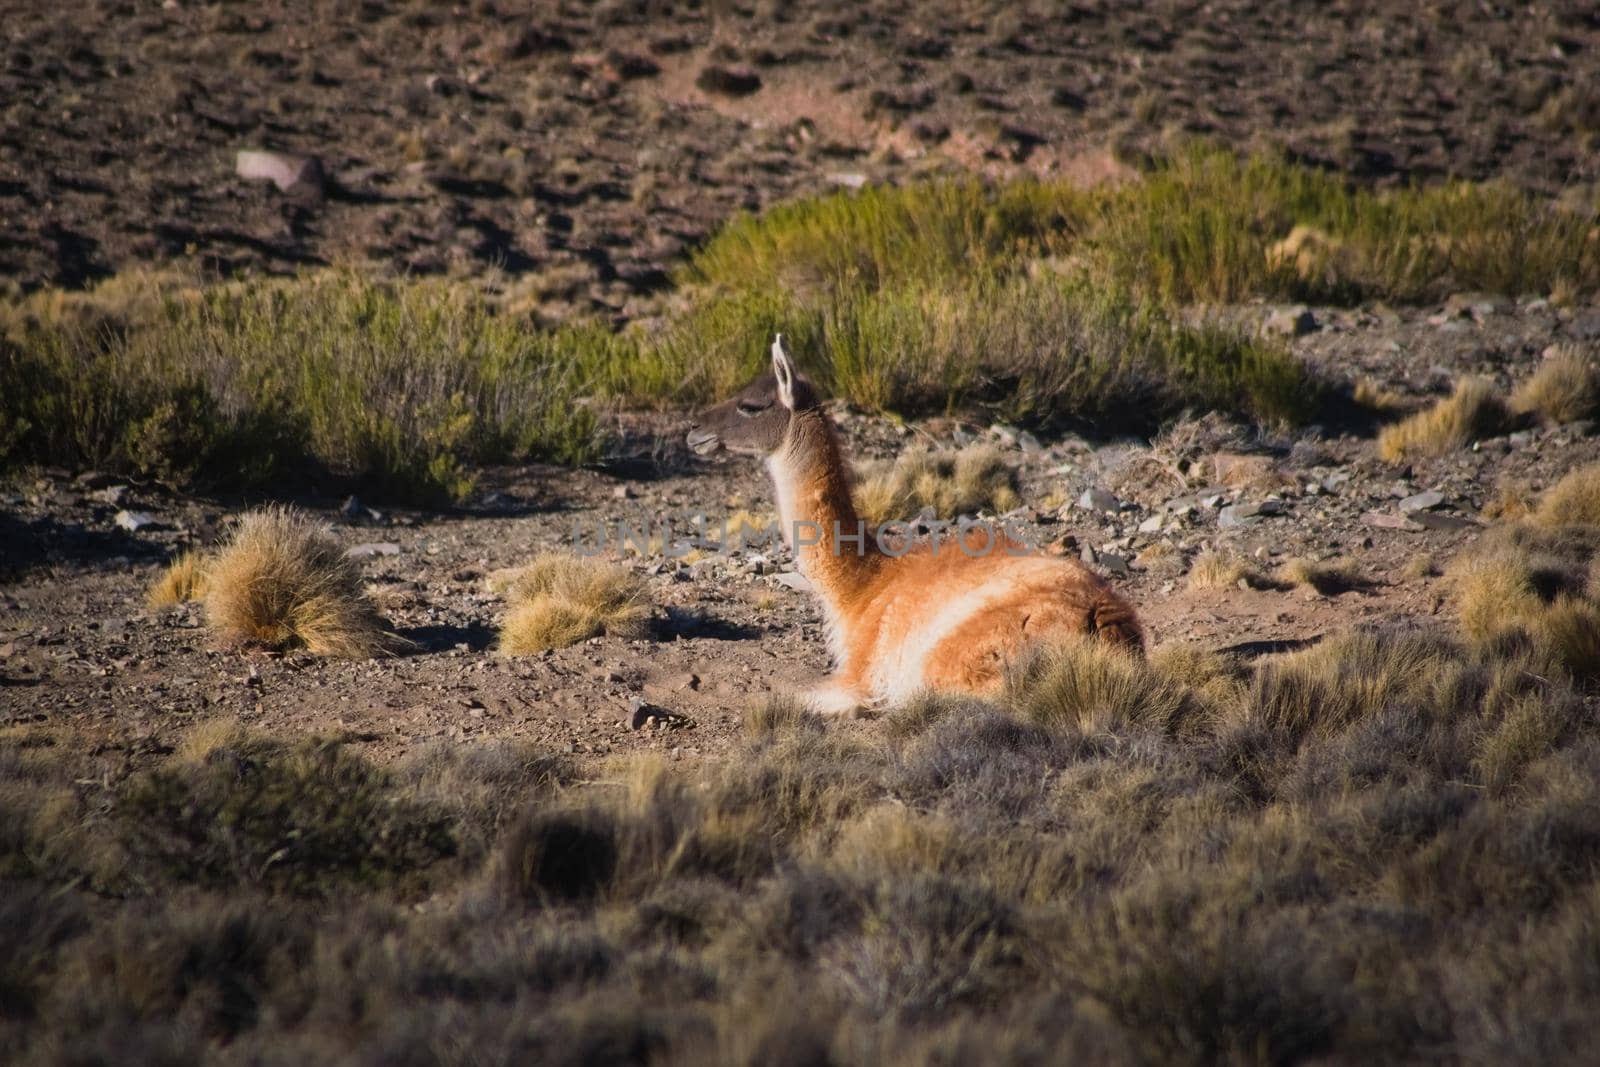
[1077,488,1121,514]
[235,150,326,198]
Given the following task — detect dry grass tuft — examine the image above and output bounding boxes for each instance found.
[1376,377,1510,462]
[1276,556,1363,594]
[1186,550,1268,591]
[1446,523,1600,677]
[1379,378,1512,462]
[1511,345,1600,424]
[1532,463,1600,527]
[204,507,392,657]
[1006,639,1191,735]
[1481,478,1536,521]
[1245,630,1458,739]
[853,444,1022,525]
[146,550,209,608]
[744,695,824,736]
[497,553,652,653]
[172,720,250,765]
[1352,377,1409,414]
[1401,553,1437,580]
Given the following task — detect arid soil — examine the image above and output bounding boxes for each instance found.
[5,298,1599,764]
[5,2,1600,761]
[3,1,1599,312]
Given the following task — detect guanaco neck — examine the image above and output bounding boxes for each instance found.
[767,411,880,601]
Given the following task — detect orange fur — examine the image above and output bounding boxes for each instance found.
[777,412,1143,711]
[690,337,1144,715]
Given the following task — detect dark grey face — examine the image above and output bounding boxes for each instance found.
[687,372,794,456]
[686,335,815,458]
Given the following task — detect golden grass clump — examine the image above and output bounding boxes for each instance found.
[1005,639,1190,735]
[1276,556,1362,594]
[1245,630,1459,738]
[1445,523,1600,677]
[498,553,651,654]
[204,507,392,658]
[1481,479,1535,521]
[853,443,1021,525]
[1376,377,1510,463]
[1351,377,1409,414]
[1186,550,1266,592]
[743,695,824,736]
[1510,345,1600,424]
[1401,553,1437,581]
[1531,463,1600,527]
[145,550,209,608]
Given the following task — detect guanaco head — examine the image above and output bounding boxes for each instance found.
[687,334,820,457]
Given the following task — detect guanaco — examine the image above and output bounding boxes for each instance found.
[687,335,1144,715]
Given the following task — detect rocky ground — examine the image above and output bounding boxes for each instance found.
[3,1,1599,316]
[5,298,1598,763]
[5,2,1600,762]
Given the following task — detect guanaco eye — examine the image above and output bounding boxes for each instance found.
[736,399,770,416]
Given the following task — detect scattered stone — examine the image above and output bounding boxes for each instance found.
[1411,511,1480,532]
[1363,511,1425,532]
[1078,488,1120,513]
[346,542,402,558]
[627,698,657,730]
[612,485,635,500]
[1098,552,1131,577]
[696,65,762,96]
[235,149,326,198]
[988,423,1019,447]
[113,510,159,533]
[774,571,813,593]
[1571,309,1600,340]
[1017,431,1043,453]
[1399,490,1446,513]
[1138,514,1164,534]
[1217,501,1282,528]
[1264,306,1318,337]
[95,485,129,506]
[827,172,868,189]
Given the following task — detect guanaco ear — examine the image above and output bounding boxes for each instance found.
[771,333,797,410]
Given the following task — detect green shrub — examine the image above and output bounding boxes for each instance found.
[1,272,602,501]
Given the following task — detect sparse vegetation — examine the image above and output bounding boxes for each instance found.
[1531,462,1600,527]
[689,143,1600,308]
[1276,555,1364,594]
[6,146,1599,503]
[1446,521,1600,678]
[1,271,603,502]
[853,443,1022,525]
[145,549,209,608]
[1376,377,1511,462]
[8,595,1600,1062]
[203,506,393,658]
[1186,549,1268,591]
[497,553,652,653]
[1511,344,1600,424]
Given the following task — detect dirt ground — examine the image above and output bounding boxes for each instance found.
[5,295,1599,764]
[5,2,1600,763]
[3,1,1599,312]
